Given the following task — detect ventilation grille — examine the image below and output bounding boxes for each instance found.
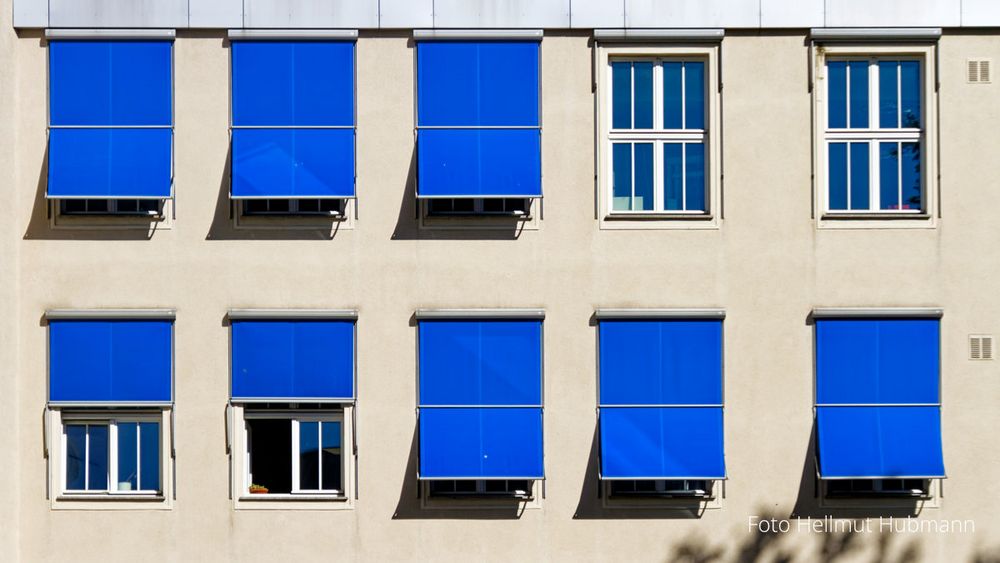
[970,335,994,360]
[968,59,992,84]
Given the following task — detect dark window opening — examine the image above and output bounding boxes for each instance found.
[60,199,163,216]
[427,479,533,499]
[247,418,292,494]
[826,478,929,498]
[608,479,712,498]
[241,199,345,216]
[426,198,531,217]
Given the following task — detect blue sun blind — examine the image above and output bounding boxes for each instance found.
[49,320,173,405]
[815,318,945,479]
[416,41,541,198]
[231,320,355,401]
[418,319,543,479]
[48,41,173,199]
[231,41,355,199]
[598,319,725,479]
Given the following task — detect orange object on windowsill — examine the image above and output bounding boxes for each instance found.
[248,484,269,494]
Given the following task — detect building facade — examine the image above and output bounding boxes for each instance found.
[2,1,1000,561]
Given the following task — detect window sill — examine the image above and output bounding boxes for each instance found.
[238,494,348,502]
[58,494,165,502]
[604,213,713,221]
[822,213,930,220]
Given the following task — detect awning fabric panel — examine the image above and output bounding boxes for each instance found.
[416,128,541,198]
[418,320,542,406]
[231,41,354,127]
[599,319,722,405]
[419,407,543,479]
[231,128,355,198]
[231,320,354,401]
[816,406,945,479]
[600,407,725,479]
[49,320,172,404]
[816,318,939,405]
[47,128,172,198]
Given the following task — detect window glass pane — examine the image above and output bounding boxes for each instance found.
[900,61,921,128]
[827,61,847,128]
[612,143,632,211]
[65,425,86,490]
[685,62,705,130]
[663,62,682,129]
[902,142,921,210]
[879,142,900,210]
[633,62,653,129]
[663,143,683,210]
[828,143,848,210]
[685,143,706,211]
[299,421,320,490]
[611,62,632,129]
[88,425,109,491]
[849,142,870,210]
[117,422,138,491]
[848,61,869,129]
[246,418,292,494]
[879,61,899,128]
[320,421,342,491]
[634,143,654,211]
[139,422,160,491]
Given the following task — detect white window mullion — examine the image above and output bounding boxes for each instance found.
[654,140,663,211]
[846,62,852,128]
[83,425,90,492]
[846,143,852,209]
[681,62,687,130]
[869,59,878,129]
[317,422,324,491]
[135,422,142,491]
[681,142,687,211]
[897,63,903,129]
[869,141,880,210]
[898,141,904,210]
[653,59,662,133]
[291,419,300,492]
[109,422,118,493]
[630,144,636,211]
[630,63,635,130]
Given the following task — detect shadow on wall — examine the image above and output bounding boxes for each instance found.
[391,426,526,520]
[389,146,526,242]
[573,425,704,520]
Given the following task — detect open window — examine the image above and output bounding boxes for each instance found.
[414,34,542,226]
[228,310,357,509]
[595,310,726,506]
[812,309,946,501]
[45,310,175,509]
[229,33,356,228]
[46,35,174,227]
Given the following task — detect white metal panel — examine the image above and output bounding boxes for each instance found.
[432,0,570,28]
[49,0,188,28]
[14,0,48,28]
[962,0,1000,27]
[625,0,758,28]
[570,0,625,29]
[378,0,433,28]
[825,0,960,28]
[760,0,823,28]
[244,0,378,29]
[189,0,243,28]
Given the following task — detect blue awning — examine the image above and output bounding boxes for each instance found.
[600,407,725,479]
[231,128,355,198]
[416,129,541,198]
[47,128,172,199]
[231,320,355,401]
[418,319,543,479]
[816,406,946,479]
[49,320,173,405]
[419,407,543,479]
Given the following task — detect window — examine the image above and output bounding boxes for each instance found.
[416,312,544,501]
[62,417,160,495]
[596,312,725,501]
[244,412,344,496]
[60,199,163,216]
[46,311,175,508]
[415,40,541,209]
[597,44,720,228]
[230,40,355,216]
[47,40,173,206]
[813,311,945,498]
[425,198,531,217]
[815,45,937,225]
[229,312,357,508]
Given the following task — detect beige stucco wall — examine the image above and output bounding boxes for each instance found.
[5,23,1000,562]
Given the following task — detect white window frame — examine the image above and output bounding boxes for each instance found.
[232,406,355,510]
[813,44,938,229]
[596,44,721,230]
[48,409,173,510]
